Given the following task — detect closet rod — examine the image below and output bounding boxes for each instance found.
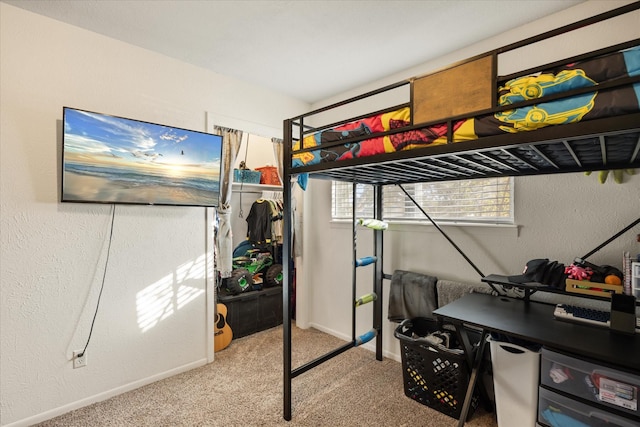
[234,190,263,195]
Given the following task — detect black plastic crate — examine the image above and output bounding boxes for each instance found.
[394,318,479,420]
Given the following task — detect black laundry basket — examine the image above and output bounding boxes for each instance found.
[394,318,479,420]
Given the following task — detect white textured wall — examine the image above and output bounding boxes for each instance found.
[300,0,640,359]
[0,4,307,426]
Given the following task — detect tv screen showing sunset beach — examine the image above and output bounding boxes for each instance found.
[62,107,222,207]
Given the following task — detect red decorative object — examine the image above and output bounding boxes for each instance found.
[255,166,281,186]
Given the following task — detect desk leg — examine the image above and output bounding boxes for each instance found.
[456,323,475,369]
[456,328,489,427]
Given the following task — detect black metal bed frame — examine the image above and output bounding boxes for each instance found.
[281,2,640,421]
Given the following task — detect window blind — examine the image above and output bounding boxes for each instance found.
[332,178,513,224]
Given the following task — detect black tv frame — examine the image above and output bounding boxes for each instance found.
[61,107,223,208]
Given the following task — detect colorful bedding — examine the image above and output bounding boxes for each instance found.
[292,108,474,167]
[292,46,640,168]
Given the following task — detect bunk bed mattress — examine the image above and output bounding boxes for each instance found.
[292,47,640,168]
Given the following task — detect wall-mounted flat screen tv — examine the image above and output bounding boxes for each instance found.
[62,107,223,207]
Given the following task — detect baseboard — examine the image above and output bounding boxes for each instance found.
[307,322,402,363]
[3,358,208,427]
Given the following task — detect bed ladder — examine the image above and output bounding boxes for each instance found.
[282,180,386,421]
[352,184,385,360]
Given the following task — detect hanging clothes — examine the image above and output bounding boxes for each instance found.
[246,199,273,243]
[269,198,284,244]
[245,193,284,244]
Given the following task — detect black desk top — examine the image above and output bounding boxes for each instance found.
[433,293,640,372]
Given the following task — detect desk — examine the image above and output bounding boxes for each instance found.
[433,293,640,427]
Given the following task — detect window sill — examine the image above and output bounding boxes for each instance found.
[330,219,516,229]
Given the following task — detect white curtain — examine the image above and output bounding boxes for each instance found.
[213,126,243,278]
[271,137,283,185]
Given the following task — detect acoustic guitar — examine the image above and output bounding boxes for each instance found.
[214,303,233,352]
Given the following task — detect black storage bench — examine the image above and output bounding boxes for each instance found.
[218,287,283,339]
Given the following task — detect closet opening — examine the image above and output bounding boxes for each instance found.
[215,131,292,350]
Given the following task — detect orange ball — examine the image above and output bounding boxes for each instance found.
[604,275,622,286]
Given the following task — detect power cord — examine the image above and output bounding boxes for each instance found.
[77,204,116,358]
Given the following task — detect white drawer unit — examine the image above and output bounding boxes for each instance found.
[633,262,640,299]
[489,337,541,427]
[540,348,640,418]
[538,387,638,427]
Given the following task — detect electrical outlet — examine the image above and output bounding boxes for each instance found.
[73,350,87,369]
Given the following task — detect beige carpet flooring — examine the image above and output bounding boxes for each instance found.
[35,324,498,426]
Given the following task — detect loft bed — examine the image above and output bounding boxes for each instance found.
[287,12,640,185]
[280,2,640,423]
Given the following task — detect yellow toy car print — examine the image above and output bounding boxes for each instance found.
[496,69,597,132]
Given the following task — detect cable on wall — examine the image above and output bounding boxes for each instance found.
[77,204,116,358]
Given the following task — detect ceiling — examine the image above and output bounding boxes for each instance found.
[4,0,585,104]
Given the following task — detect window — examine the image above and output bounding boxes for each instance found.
[332,178,513,224]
